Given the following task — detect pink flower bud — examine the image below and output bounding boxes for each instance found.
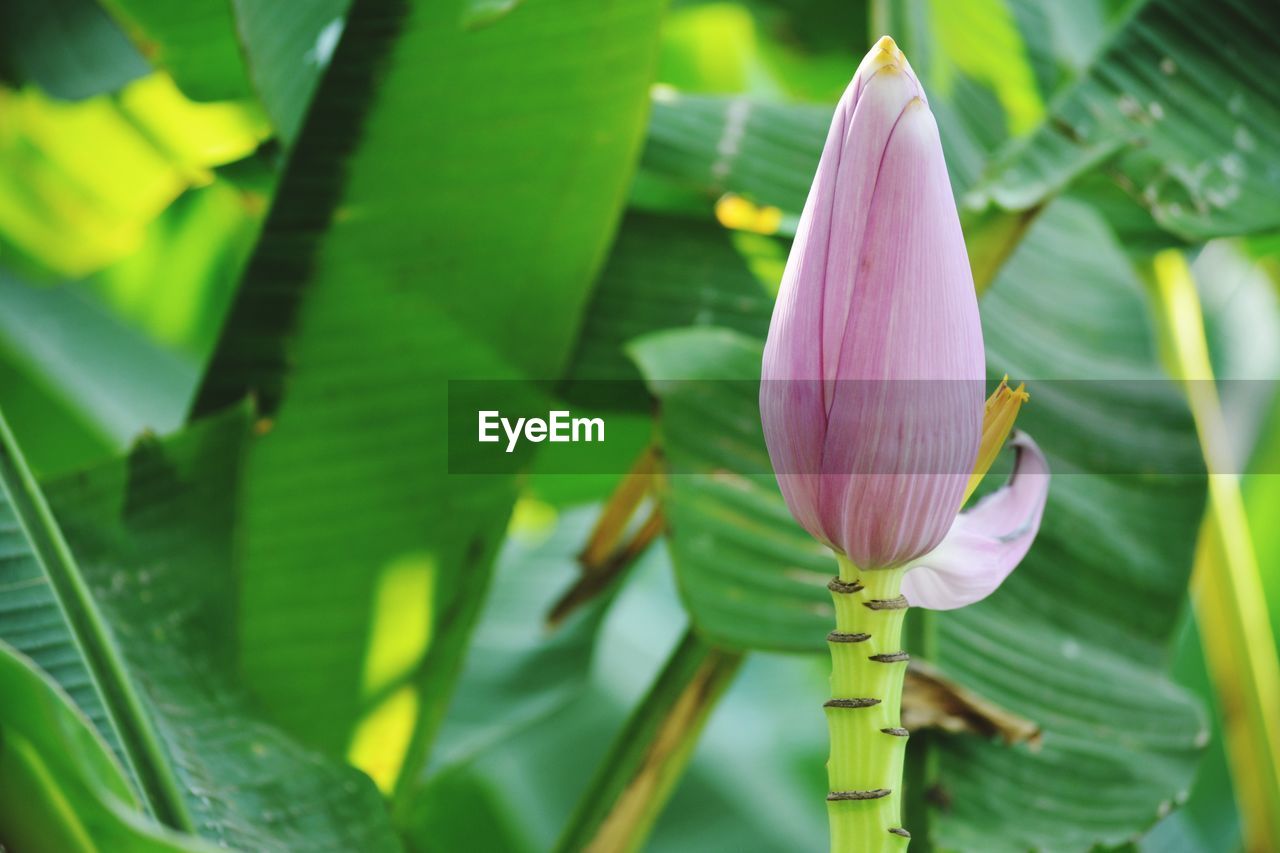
[760,37,985,569]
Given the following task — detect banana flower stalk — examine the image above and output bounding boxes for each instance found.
[759,36,1051,851]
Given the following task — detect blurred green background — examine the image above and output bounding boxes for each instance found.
[0,0,1278,851]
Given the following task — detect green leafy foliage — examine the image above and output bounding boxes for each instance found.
[0,80,265,283]
[640,93,826,215]
[230,0,353,146]
[43,410,402,850]
[460,0,523,29]
[0,175,262,476]
[0,406,402,849]
[978,0,1280,239]
[568,212,775,382]
[399,505,646,851]
[637,85,1015,220]
[100,0,257,102]
[0,643,210,852]
[192,0,667,785]
[0,410,132,773]
[0,0,148,99]
[641,0,1280,251]
[883,0,1046,138]
[0,271,197,473]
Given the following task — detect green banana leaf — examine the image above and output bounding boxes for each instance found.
[189,0,668,800]
[0,405,402,850]
[0,642,214,852]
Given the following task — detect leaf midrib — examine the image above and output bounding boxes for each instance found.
[0,409,192,831]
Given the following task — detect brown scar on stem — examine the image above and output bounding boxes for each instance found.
[823,698,881,709]
[863,595,908,610]
[828,577,865,594]
[827,789,891,801]
[827,631,871,643]
[869,651,910,663]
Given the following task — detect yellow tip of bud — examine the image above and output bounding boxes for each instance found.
[963,377,1031,505]
[858,35,907,79]
[875,35,900,56]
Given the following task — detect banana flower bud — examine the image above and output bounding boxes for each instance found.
[759,37,1049,608]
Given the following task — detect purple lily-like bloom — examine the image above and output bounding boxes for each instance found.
[760,36,1050,609]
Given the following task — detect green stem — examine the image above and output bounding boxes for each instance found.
[826,553,910,851]
[555,629,743,853]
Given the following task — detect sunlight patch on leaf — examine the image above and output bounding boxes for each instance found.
[116,74,268,175]
[926,0,1044,137]
[0,73,266,279]
[348,685,420,793]
[360,552,436,698]
[508,496,559,546]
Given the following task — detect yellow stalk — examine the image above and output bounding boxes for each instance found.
[1151,249,1280,852]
